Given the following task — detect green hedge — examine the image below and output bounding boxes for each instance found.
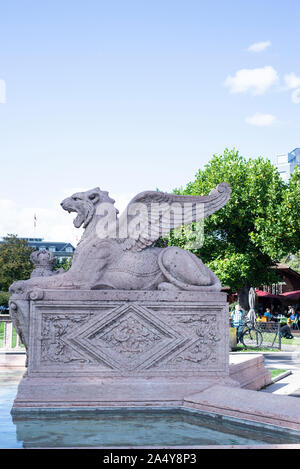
[0,291,9,308]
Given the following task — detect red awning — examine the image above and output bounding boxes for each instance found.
[280,290,300,299]
[255,290,282,299]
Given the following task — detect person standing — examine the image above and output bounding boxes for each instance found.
[231,304,245,343]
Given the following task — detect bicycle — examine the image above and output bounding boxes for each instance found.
[239,320,263,349]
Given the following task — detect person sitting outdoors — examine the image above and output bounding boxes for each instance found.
[280,323,294,339]
[263,308,272,321]
[271,311,279,322]
[256,312,263,322]
[288,308,299,330]
[231,304,245,343]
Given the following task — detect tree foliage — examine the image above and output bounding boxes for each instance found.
[53,256,72,272]
[164,149,300,293]
[0,291,9,308]
[283,251,300,274]
[0,235,35,291]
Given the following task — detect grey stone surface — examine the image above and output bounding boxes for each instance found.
[184,384,300,431]
[229,353,272,390]
[12,290,235,408]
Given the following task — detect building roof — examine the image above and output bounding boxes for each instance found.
[0,237,75,256]
[27,241,75,252]
[275,263,300,280]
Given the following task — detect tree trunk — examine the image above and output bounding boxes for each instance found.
[237,285,250,312]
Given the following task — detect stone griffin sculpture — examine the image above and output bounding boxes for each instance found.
[9,183,231,357]
[10,183,231,294]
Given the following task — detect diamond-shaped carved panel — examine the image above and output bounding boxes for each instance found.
[90,311,163,359]
[67,304,187,371]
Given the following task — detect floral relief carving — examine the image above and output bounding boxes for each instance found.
[90,313,162,359]
[40,313,94,364]
[152,313,222,368]
[170,340,216,366]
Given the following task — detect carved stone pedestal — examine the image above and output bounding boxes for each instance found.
[12,289,236,409]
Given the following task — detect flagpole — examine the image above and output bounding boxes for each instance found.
[34,213,37,237]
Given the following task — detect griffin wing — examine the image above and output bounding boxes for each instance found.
[117,182,231,251]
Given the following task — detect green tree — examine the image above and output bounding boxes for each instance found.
[53,256,73,272]
[0,291,9,308]
[163,149,300,309]
[283,251,300,274]
[0,235,35,291]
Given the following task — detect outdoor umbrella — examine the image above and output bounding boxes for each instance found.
[247,287,256,325]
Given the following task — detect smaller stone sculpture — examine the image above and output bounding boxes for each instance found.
[30,249,57,278]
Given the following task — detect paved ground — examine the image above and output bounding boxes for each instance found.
[0,368,25,385]
[262,351,300,397]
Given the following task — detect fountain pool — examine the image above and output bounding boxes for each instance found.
[1,372,299,448]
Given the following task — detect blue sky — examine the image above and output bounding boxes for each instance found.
[0,0,299,243]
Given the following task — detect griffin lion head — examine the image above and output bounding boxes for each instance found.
[61,187,115,228]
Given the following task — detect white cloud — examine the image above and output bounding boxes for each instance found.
[284,73,300,103]
[291,88,300,104]
[0,79,6,104]
[245,112,277,127]
[247,41,271,53]
[224,66,278,95]
[284,72,300,89]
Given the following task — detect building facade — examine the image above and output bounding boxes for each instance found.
[23,238,75,261]
[0,237,75,262]
[261,263,300,295]
[275,148,300,182]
